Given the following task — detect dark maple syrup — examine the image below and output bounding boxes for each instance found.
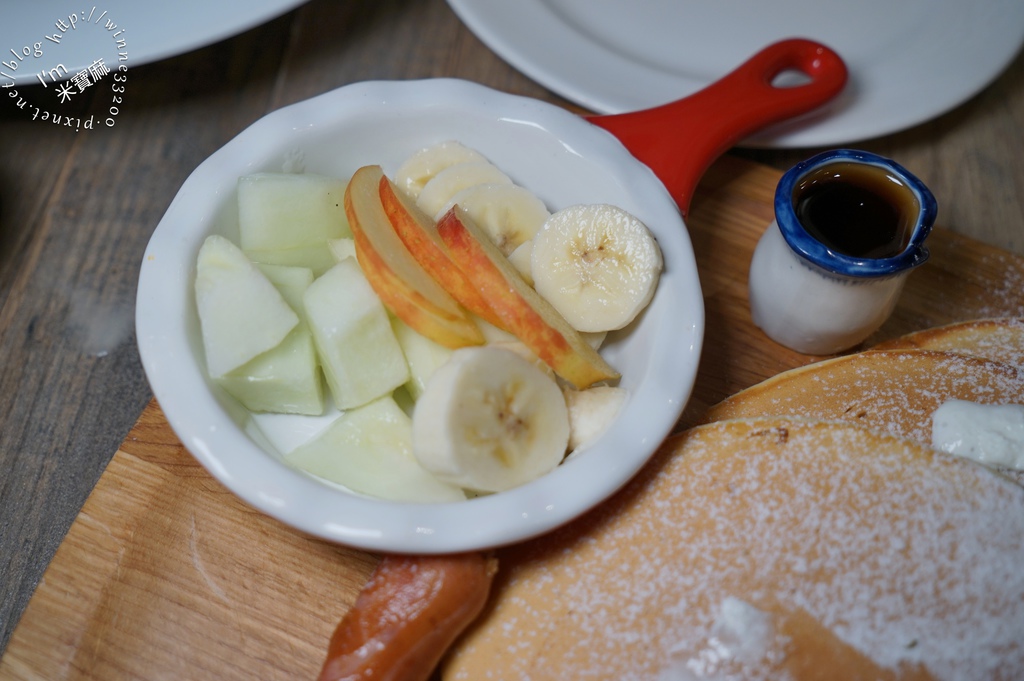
[792,161,919,259]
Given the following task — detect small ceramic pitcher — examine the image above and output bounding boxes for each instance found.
[749,149,937,355]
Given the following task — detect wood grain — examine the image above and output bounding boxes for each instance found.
[3,0,1024,668]
[0,9,299,657]
[0,0,558,656]
[4,156,1024,680]
[2,404,377,681]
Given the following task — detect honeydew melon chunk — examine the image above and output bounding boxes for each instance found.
[304,259,410,410]
[195,234,299,378]
[392,384,416,418]
[287,395,466,503]
[237,172,351,252]
[248,401,343,457]
[216,325,324,415]
[256,263,314,319]
[391,316,453,400]
[216,263,322,414]
[328,237,357,263]
[246,243,337,278]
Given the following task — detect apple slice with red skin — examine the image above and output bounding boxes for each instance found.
[435,206,620,389]
[344,165,484,349]
[377,174,510,333]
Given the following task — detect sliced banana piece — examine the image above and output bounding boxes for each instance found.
[412,346,570,493]
[580,331,607,350]
[439,183,551,256]
[393,140,487,199]
[531,204,663,333]
[563,385,628,454]
[507,239,534,285]
[416,161,513,219]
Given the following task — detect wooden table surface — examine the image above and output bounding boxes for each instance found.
[1,0,1022,661]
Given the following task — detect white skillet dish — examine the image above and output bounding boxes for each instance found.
[136,78,703,553]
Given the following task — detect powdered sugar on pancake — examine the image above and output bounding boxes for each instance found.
[876,317,1024,371]
[701,349,1024,443]
[444,419,1024,680]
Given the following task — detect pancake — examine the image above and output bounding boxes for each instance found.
[698,349,1024,444]
[872,317,1024,369]
[442,418,1024,680]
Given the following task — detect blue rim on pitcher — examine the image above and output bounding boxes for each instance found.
[774,149,938,278]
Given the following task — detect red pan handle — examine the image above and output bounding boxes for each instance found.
[587,38,847,217]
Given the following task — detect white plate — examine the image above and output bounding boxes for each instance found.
[445,0,1024,148]
[1,1,306,85]
[136,79,704,554]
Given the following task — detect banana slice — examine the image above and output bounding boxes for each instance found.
[563,385,627,454]
[394,140,487,199]
[415,161,513,218]
[412,346,570,493]
[580,331,607,350]
[530,204,663,333]
[507,239,534,285]
[438,183,551,256]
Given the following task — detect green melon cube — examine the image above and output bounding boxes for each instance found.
[216,326,324,415]
[287,396,465,502]
[194,235,299,378]
[237,173,352,252]
[303,259,409,410]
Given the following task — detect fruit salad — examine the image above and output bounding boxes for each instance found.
[193,141,662,502]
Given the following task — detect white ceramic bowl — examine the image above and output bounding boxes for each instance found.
[136,79,704,554]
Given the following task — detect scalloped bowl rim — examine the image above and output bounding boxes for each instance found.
[136,79,704,554]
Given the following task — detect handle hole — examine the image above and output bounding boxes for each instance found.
[772,69,813,88]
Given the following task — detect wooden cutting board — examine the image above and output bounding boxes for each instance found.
[4,156,1024,680]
